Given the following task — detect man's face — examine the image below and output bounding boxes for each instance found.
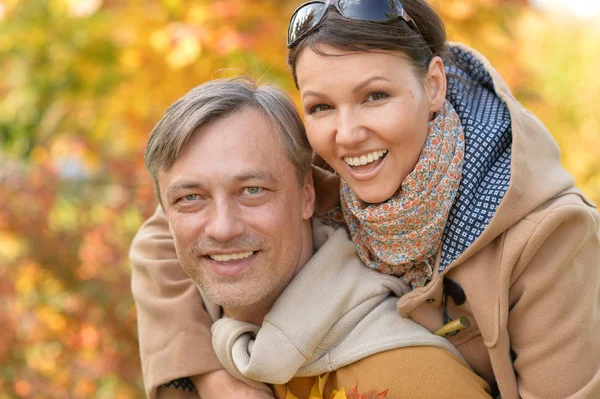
[158,107,314,316]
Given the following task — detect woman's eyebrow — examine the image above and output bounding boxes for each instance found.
[301,90,323,101]
[352,76,391,94]
[302,76,392,101]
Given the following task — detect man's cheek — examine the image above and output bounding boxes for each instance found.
[171,233,189,261]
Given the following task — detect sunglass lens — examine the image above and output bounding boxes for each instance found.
[339,0,398,22]
[288,3,326,45]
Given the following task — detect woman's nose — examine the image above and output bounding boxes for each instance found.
[335,111,369,147]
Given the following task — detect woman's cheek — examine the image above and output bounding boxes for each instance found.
[305,122,328,153]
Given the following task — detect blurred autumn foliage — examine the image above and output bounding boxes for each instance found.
[0,0,598,398]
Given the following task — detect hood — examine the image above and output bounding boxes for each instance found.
[438,43,577,271]
[210,223,462,387]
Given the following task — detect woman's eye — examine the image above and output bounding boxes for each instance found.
[309,104,331,114]
[366,92,388,102]
[243,187,262,195]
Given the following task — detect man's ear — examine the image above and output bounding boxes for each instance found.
[302,171,316,220]
[426,56,447,114]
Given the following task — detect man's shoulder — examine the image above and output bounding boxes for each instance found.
[336,346,461,378]
[334,347,491,398]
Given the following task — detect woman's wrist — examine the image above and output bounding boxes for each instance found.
[192,370,230,397]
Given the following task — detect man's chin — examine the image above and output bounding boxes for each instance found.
[203,285,265,308]
[204,284,279,317]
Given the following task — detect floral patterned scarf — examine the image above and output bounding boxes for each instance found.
[338,100,465,289]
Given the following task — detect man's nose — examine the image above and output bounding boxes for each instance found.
[204,200,245,242]
[335,110,369,147]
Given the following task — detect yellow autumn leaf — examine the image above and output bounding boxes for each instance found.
[318,373,330,396]
[286,388,299,399]
[309,373,330,399]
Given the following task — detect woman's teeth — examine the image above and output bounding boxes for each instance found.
[209,251,254,262]
[343,150,388,167]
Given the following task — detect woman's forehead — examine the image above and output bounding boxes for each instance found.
[296,46,415,88]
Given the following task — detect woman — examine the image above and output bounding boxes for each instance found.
[131,1,600,398]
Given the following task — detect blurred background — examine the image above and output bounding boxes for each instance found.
[0,0,598,397]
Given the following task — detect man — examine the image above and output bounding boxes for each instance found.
[133,78,490,398]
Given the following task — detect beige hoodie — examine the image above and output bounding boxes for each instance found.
[206,224,461,392]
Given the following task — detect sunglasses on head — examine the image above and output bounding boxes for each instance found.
[287,0,419,48]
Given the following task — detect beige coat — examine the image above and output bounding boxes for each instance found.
[130,44,600,399]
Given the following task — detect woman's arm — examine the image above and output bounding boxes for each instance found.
[310,162,341,214]
[130,205,221,398]
[508,199,600,398]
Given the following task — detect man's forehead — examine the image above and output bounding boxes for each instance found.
[160,108,295,192]
[192,107,281,153]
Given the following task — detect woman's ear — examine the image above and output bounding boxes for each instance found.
[426,56,447,114]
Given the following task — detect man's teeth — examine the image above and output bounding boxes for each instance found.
[209,252,254,262]
[344,150,388,167]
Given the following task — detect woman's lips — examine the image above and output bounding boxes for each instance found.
[344,151,388,181]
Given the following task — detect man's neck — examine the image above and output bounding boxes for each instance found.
[223,303,272,326]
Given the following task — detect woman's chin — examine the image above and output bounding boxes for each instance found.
[350,184,398,204]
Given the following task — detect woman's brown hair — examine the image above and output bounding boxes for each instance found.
[287,0,448,87]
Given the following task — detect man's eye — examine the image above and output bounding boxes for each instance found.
[309,104,331,114]
[183,194,199,201]
[366,92,388,102]
[243,187,261,195]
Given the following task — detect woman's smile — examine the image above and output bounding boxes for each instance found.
[342,149,388,168]
[343,149,389,180]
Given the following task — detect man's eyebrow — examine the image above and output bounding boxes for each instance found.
[234,170,279,185]
[166,181,205,199]
[166,171,280,198]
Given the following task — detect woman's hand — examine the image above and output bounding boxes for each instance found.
[192,370,274,398]
[311,162,340,214]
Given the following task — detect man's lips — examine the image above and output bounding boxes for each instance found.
[204,251,259,277]
[206,251,255,262]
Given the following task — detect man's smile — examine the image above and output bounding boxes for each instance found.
[207,251,256,262]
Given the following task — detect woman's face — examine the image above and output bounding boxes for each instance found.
[296,45,445,203]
